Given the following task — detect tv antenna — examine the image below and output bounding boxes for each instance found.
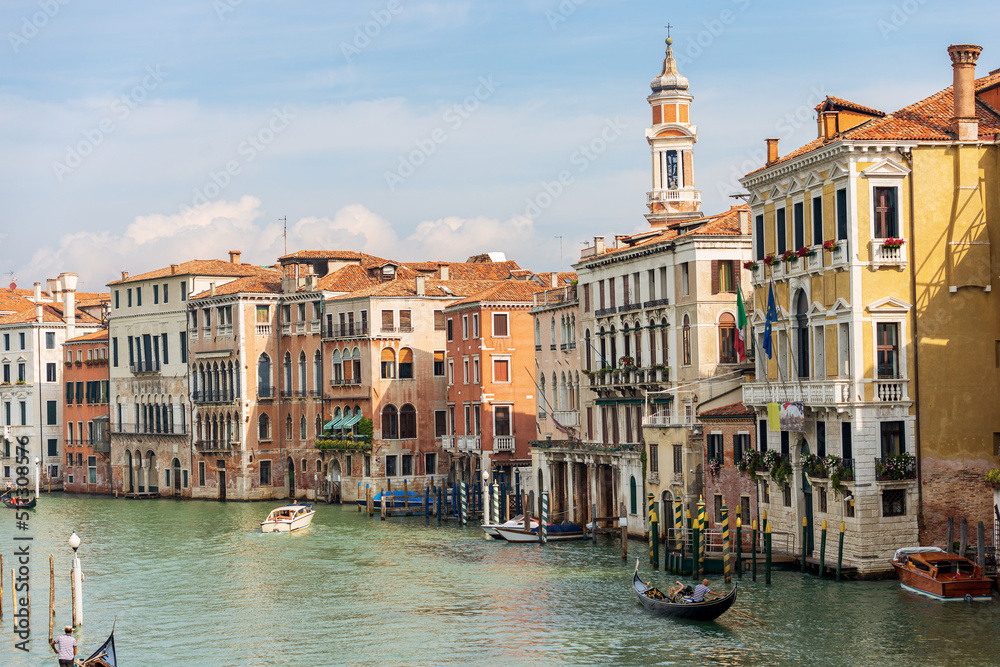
[280,216,287,256]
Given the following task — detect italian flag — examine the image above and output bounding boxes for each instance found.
[735,286,748,362]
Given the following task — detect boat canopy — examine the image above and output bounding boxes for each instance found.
[893,546,945,561]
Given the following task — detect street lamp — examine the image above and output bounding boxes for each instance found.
[34,457,40,497]
[68,532,83,626]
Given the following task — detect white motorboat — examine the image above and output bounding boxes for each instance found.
[494,522,587,543]
[482,515,539,538]
[261,503,315,533]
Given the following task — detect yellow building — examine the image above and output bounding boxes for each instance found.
[740,44,1000,573]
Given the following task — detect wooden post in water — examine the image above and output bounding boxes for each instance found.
[48,554,54,643]
[403,479,408,506]
[696,496,706,577]
[620,502,628,560]
[592,502,598,544]
[650,507,659,570]
[357,483,362,511]
[674,497,683,551]
[836,522,845,582]
[424,485,430,520]
[735,516,742,579]
[367,486,373,517]
[524,493,530,530]
[819,520,827,577]
[960,517,968,557]
[647,494,655,567]
[751,519,757,582]
[380,487,386,520]
[801,516,808,573]
[945,516,954,551]
[436,484,443,525]
[765,522,772,585]
[976,521,986,569]
[722,503,731,584]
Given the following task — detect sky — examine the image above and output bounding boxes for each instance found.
[1,0,997,292]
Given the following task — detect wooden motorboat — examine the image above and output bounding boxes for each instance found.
[261,503,315,533]
[494,522,586,543]
[482,515,539,538]
[632,567,738,621]
[891,547,993,601]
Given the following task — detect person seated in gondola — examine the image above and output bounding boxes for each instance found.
[690,578,721,603]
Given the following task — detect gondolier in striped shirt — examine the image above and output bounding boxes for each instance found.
[691,579,721,603]
[52,626,77,666]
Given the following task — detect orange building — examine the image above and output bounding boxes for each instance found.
[444,280,545,502]
[62,330,111,494]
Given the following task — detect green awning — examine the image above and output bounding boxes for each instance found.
[324,415,345,430]
[595,398,645,405]
[340,412,363,429]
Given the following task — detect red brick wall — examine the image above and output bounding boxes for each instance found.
[920,457,995,548]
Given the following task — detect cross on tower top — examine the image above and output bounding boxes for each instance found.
[664,23,673,45]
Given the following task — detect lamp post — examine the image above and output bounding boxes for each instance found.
[68,532,83,626]
[34,457,40,497]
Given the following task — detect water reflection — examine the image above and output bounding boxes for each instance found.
[0,496,997,666]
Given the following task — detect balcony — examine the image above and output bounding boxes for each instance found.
[830,241,849,270]
[295,322,306,334]
[646,188,701,205]
[494,436,514,452]
[202,327,211,338]
[329,378,362,387]
[310,319,321,334]
[257,387,274,400]
[188,328,198,341]
[193,390,240,404]
[218,324,233,336]
[326,322,369,339]
[195,440,238,453]
[111,422,189,436]
[873,378,909,402]
[129,360,161,375]
[458,435,481,452]
[642,298,670,309]
[742,379,852,408]
[588,367,669,389]
[532,285,577,309]
[551,411,580,427]
[595,307,617,317]
[870,238,906,269]
[281,323,291,336]
[648,471,660,485]
[875,455,916,481]
[618,303,642,314]
[255,324,272,337]
[642,414,694,427]
[440,436,455,452]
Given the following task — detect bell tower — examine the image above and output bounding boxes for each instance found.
[645,31,702,228]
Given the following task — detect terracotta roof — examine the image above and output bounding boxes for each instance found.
[445,280,546,308]
[66,329,109,343]
[189,274,283,300]
[325,278,507,302]
[107,259,277,286]
[698,402,755,419]
[0,290,32,313]
[404,260,524,281]
[535,271,578,286]
[315,265,379,293]
[749,71,1000,174]
[815,96,885,117]
[0,303,102,326]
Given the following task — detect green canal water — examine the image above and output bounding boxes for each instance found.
[1,495,998,666]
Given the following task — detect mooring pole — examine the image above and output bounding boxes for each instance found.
[436,484,442,525]
[540,491,549,545]
[960,517,968,557]
[819,519,827,578]
[836,522,845,582]
[946,516,954,552]
[722,503,731,583]
[460,481,468,526]
[697,496,706,574]
[424,485,430,521]
[380,487,386,520]
[692,510,701,580]
[765,522,772,586]
[647,494,655,567]
[48,554,54,643]
[736,516,742,579]
[751,519,757,582]
[592,503,598,544]
[801,516,808,574]
[977,521,986,569]
[358,482,362,512]
[650,508,659,570]
[620,502,627,560]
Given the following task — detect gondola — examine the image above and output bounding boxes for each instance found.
[79,625,118,666]
[632,567,738,621]
[0,489,36,509]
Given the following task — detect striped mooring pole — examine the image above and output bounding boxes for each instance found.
[647,494,656,567]
[673,496,683,551]
[722,503,731,584]
[697,495,706,576]
[692,508,701,580]
[540,491,549,544]
[836,522,845,581]
[751,519,757,582]
[736,516,742,578]
[492,483,500,528]
[765,521,772,585]
[460,481,468,526]
[801,516,808,573]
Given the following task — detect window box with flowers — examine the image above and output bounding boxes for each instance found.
[986,468,1000,488]
[736,449,763,476]
[618,356,635,369]
[708,457,721,478]
[875,452,916,481]
[872,237,906,268]
[781,249,799,264]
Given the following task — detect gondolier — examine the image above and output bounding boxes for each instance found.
[632,560,737,622]
[52,626,77,666]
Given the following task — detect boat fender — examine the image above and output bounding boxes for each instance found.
[964,594,973,603]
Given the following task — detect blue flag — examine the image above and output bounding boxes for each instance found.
[763,282,778,359]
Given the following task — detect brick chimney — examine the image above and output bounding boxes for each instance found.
[229,250,241,265]
[121,270,129,281]
[766,138,779,165]
[948,44,983,141]
[594,236,606,255]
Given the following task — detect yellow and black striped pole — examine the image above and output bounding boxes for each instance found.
[819,519,828,578]
[736,516,742,578]
[751,519,758,582]
[801,516,808,573]
[722,502,731,583]
[674,496,683,551]
[765,521,772,585]
[697,495,706,575]
[836,522,845,581]
[647,494,655,567]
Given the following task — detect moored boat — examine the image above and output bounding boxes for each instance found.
[482,515,539,538]
[261,503,315,533]
[494,522,586,543]
[632,565,738,621]
[356,489,424,508]
[891,547,993,601]
[1,489,36,509]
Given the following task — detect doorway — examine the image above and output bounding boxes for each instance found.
[286,457,295,499]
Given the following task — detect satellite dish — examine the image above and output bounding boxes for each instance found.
[8,283,15,290]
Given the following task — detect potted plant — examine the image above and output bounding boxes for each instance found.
[708,457,721,478]
[736,449,763,475]
[823,239,840,252]
[766,451,792,486]
[618,355,635,369]
[875,452,915,480]
[781,249,799,264]
[764,254,780,267]
[986,468,1000,487]
[797,245,816,258]
[802,452,826,477]
[882,237,906,250]
[743,260,758,271]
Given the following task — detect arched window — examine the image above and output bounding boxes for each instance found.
[649,322,658,365]
[380,348,395,379]
[551,372,557,409]
[633,322,642,365]
[258,413,270,440]
[331,350,342,384]
[560,371,568,411]
[575,371,580,410]
[660,318,669,368]
[599,327,607,369]
[585,329,592,371]
[570,315,576,346]
[534,319,541,348]
[298,351,307,393]
[331,406,342,434]
[682,315,691,366]
[352,406,362,436]
[400,404,416,439]
[398,348,413,379]
[630,475,637,514]
[539,374,546,415]
[285,414,292,438]
[719,313,737,364]
[382,404,398,439]
[315,414,322,437]
[299,415,306,440]
[257,353,271,397]
[313,350,323,392]
[795,289,809,378]
[623,324,631,358]
[352,347,362,384]
[283,352,292,394]
[610,326,618,367]
[550,316,556,348]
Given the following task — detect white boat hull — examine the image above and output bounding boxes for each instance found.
[261,505,315,533]
[482,516,538,538]
[494,527,586,543]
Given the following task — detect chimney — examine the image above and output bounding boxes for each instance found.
[60,273,77,338]
[229,250,241,265]
[415,275,426,296]
[170,264,178,275]
[439,265,449,280]
[121,270,129,281]
[594,236,606,255]
[766,138,779,165]
[210,282,216,297]
[46,278,59,302]
[948,44,983,141]
[550,273,558,288]
[34,282,43,322]
[737,207,750,234]
[821,111,839,140]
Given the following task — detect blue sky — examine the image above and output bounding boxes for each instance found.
[1,0,996,291]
